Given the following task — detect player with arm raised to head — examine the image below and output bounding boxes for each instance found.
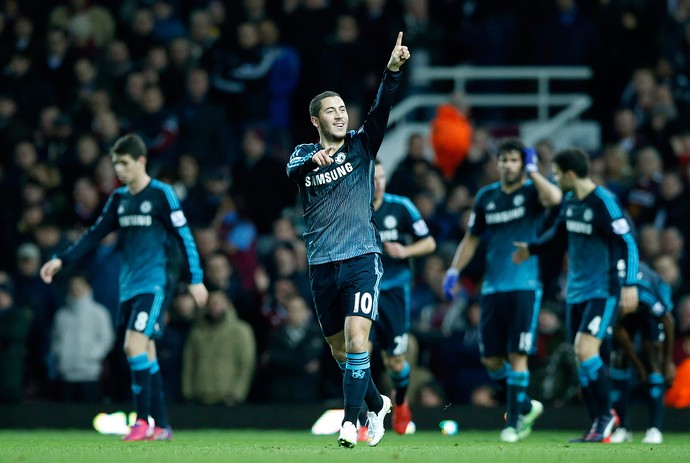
[40,134,208,441]
[286,32,409,448]
[442,138,562,443]
[609,262,675,444]
[513,148,639,443]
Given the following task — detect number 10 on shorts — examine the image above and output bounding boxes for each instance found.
[353,291,373,314]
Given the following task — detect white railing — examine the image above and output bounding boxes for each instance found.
[388,65,593,125]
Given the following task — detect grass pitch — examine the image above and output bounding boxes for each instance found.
[1,430,689,463]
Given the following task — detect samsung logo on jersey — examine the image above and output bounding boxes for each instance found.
[379,229,399,242]
[485,206,525,224]
[119,215,153,227]
[305,162,353,187]
[566,220,593,235]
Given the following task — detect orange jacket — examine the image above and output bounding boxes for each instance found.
[430,103,473,179]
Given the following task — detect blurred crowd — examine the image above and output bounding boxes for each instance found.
[2,0,690,410]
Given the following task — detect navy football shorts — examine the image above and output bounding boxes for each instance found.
[371,285,410,356]
[119,289,168,340]
[566,295,619,343]
[309,253,383,337]
[479,289,541,358]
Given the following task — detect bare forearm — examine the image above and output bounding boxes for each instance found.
[451,234,479,272]
[405,237,436,259]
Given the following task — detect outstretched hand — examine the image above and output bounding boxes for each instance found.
[40,258,63,284]
[387,32,411,72]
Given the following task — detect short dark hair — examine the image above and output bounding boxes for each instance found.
[309,91,341,118]
[553,148,589,178]
[110,134,147,159]
[497,138,526,163]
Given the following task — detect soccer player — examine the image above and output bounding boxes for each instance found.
[371,160,436,435]
[286,32,410,448]
[513,147,639,443]
[609,262,675,444]
[442,139,562,442]
[40,134,208,441]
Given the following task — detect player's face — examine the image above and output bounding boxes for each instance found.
[313,96,348,141]
[112,153,145,185]
[552,164,571,192]
[374,164,386,200]
[498,150,524,187]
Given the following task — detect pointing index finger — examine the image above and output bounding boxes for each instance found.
[395,31,403,47]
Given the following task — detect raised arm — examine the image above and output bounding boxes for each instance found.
[360,32,409,158]
[524,148,562,207]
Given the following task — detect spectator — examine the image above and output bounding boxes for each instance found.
[0,274,30,403]
[260,296,323,403]
[388,132,437,197]
[232,128,295,235]
[430,91,473,180]
[176,68,228,172]
[13,242,59,398]
[257,18,300,157]
[48,0,116,50]
[182,291,256,405]
[50,275,115,402]
[157,291,198,403]
[626,146,663,226]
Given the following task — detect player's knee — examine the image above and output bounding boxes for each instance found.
[345,335,369,353]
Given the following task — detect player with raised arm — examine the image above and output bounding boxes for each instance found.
[442,139,562,442]
[609,262,675,444]
[371,160,436,436]
[513,147,639,443]
[40,134,208,441]
[286,32,409,448]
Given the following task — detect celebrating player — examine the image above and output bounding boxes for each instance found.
[443,138,562,442]
[286,32,410,448]
[513,147,639,443]
[40,134,208,441]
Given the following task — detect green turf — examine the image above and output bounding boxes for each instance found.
[1,430,689,463]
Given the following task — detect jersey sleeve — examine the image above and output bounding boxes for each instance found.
[54,192,120,264]
[399,196,431,241]
[467,189,487,236]
[358,68,402,159]
[286,144,318,181]
[595,191,639,286]
[657,279,674,313]
[158,184,204,285]
[528,204,568,255]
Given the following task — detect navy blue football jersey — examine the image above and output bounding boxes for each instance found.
[469,180,546,294]
[374,193,431,291]
[530,185,639,303]
[56,179,203,302]
[286,69,402,265]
